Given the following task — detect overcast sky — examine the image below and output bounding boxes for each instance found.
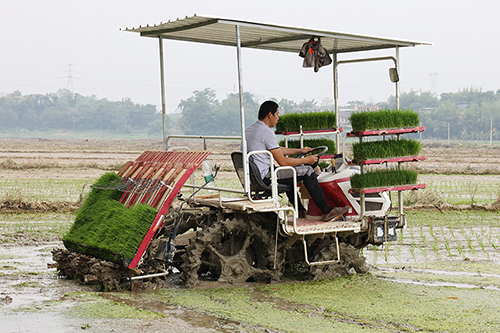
[1,1,499,112]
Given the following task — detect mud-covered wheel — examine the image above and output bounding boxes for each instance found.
[181,217,281,287]
[309,236,369,280]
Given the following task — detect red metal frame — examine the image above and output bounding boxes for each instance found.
[277,127,343,135]
[351,155,426,165]
[349,183,426,194]
[347,126,425,137]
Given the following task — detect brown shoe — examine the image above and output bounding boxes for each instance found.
[322,206,349,222]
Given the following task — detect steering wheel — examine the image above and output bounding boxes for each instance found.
[296,146,328,169]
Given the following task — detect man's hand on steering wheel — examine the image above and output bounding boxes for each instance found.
[298,146,313,155]
[302,154,318,166]
[296,146,329,169]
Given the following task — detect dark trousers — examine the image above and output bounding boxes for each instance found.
[265,165,328,213]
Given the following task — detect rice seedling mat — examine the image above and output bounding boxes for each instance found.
[349,109,421,132]
[274,110,337,133]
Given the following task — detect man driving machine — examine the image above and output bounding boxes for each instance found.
[246,100,349,221]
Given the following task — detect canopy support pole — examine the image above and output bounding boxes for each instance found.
[159,37,168,150]
[235,25,249,194]
[395,46,400,110]
[332,52,340,153]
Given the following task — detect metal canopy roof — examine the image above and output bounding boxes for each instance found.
[123,15,430,54]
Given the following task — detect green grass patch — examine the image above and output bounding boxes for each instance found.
[62,172,158,265]
[276,111,336,132]
[352,139,422,160]
[279,138,336,155]
[349,108,420,131]
[350,169,418,188]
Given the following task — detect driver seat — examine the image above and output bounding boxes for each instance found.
[231,151,290,199]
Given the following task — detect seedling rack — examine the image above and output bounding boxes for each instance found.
[347,125,426,223]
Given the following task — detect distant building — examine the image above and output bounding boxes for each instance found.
[355,105,382,112]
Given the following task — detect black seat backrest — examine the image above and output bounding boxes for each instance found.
[231,151,290,198]
[231,151,245,188]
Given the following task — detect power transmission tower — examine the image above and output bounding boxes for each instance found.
[66,63,74,92]
[428,72,439,93]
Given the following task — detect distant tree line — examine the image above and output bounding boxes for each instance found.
[380,88,500,141]
[177,88,333,136]
[0,89,161,135]
[2,87,500,141]
[179,87,500,141]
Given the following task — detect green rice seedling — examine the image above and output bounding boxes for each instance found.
[474,232,489,257]
[394,246,401,262]
[408,225,415,241]
[467,238,476,255]
[432,237,440,259]
[419,246,428,259]
[485,231,499,252]
[448,222,455,238]
[279,138,336,155]
[409,242,416,260]
[456,241,465,257]
[63,172,158,265]
[370,244,379,263]
[352,139,422,160]
[444,238,452,258]
[349,108,420,131]
[398,229,404,245]
[275,111,336,132]
[350,169,418,189]
[420,224,426,243]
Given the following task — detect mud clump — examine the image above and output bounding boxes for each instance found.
[51,248,170,291]
[51,248,133,291]
[0,198,79,213]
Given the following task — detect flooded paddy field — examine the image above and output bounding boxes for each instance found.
[1,138,500,332]
[2,212,500,332]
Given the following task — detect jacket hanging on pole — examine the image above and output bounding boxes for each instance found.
[299,37,332,72]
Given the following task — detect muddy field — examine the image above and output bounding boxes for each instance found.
[1,138,500,332]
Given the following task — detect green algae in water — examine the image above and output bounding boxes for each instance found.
[154,287,379,333]
[259,274,500,333]
[69,297,165,319]
[63,172,158,265]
